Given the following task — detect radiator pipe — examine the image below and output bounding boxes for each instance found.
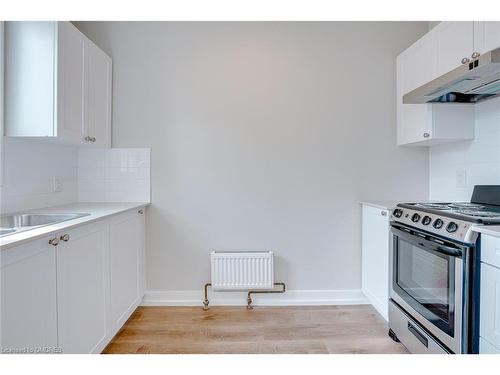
[203,283,211,311]
[202,282,286,310]
[247,282,286,310]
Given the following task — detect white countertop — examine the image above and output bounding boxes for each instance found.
[359,200,441,211]
[1,202,149,250]
[359,200,401,210]
[471,225,500,238]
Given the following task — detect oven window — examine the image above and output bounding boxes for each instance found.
[394,237,455,335]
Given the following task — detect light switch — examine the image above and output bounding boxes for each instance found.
[456,169,467,188]
[52,177,63,193]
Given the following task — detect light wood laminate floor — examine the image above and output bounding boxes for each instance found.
[103,305,408,354]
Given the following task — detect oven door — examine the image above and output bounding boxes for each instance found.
[390,223,467,353]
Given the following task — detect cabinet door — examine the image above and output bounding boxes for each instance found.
[397,100,433,145]
[57,222,109,354]
[474,22,500,55]
[361,205,390,320]
[480,262,500,349]
[396,49,433,146]
[57,22,86,144]
[434,22,474,77]
[0,236,58,352]
[396,25,475,147]
[480,234,500,269]
[108,209,145,335]
[399,34,437,93]
[85,40,112,148]
[4,22,56,137]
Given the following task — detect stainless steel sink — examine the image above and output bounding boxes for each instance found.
[0,213,90,238]
[0,228,17,236]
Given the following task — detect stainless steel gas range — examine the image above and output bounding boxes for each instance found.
[388,185,500,354]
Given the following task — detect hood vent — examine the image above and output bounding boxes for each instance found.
[403,47,500,104]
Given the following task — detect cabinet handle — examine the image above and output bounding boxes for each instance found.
[91,137,96,143]
[138,209,144,215]
[60,234,70,242]
[49,237,59,246]
[461,57,470,64]
[471,51,480,59]
[84,136,92,142]
[423,132,430,138]
[381,211,387,216]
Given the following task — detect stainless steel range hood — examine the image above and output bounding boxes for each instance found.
[403,47,500,104]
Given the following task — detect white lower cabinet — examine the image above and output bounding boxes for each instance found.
[480,234,500,353]
[480,261,500,352]
[0,236,58,352]
[108,209,145,336]
[361,204,390,321]
[480,337,500,354]
[56,222,109,354]
[0,207,146,354]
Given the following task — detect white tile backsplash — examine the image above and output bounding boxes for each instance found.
[430,97,500,201]
[0,138,79,213]
[78,148,150,203]
[1,141,150,213]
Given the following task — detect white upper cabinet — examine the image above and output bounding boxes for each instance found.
[57,22,86,144]
[85,40,112,148]
[434,22,474,77]
[396,34,435,146]
[397,22,477,147]
[399,33,437,93]
[474,21,500,55]
[4,22,56,137]
[397,21,500,146]
[4,22,111,147]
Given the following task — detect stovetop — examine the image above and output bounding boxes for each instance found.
[398,202,500,224]
[391,186,500,243]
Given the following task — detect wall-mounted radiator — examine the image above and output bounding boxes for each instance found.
[203,250,284,310]
[210,251,274,291]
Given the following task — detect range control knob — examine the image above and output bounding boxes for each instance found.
[433,219,444,229]
[446,222,459,233]
[411,213,421,223]
[422,216,432,225]
[393,209,403,218]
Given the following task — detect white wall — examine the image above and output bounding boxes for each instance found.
[430,97,500,201]
[75,21,430,303]
[0,139,78,213]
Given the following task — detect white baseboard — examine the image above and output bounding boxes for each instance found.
[141,289,368,307]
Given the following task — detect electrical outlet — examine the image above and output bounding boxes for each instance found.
[52,177,63,193]
[456,169,467,188]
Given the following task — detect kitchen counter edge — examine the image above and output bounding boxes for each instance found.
[359,201,400,211]
[472,225,500,238]
[1,202,150,250]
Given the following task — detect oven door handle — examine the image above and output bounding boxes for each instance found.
[391,226,463,258]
